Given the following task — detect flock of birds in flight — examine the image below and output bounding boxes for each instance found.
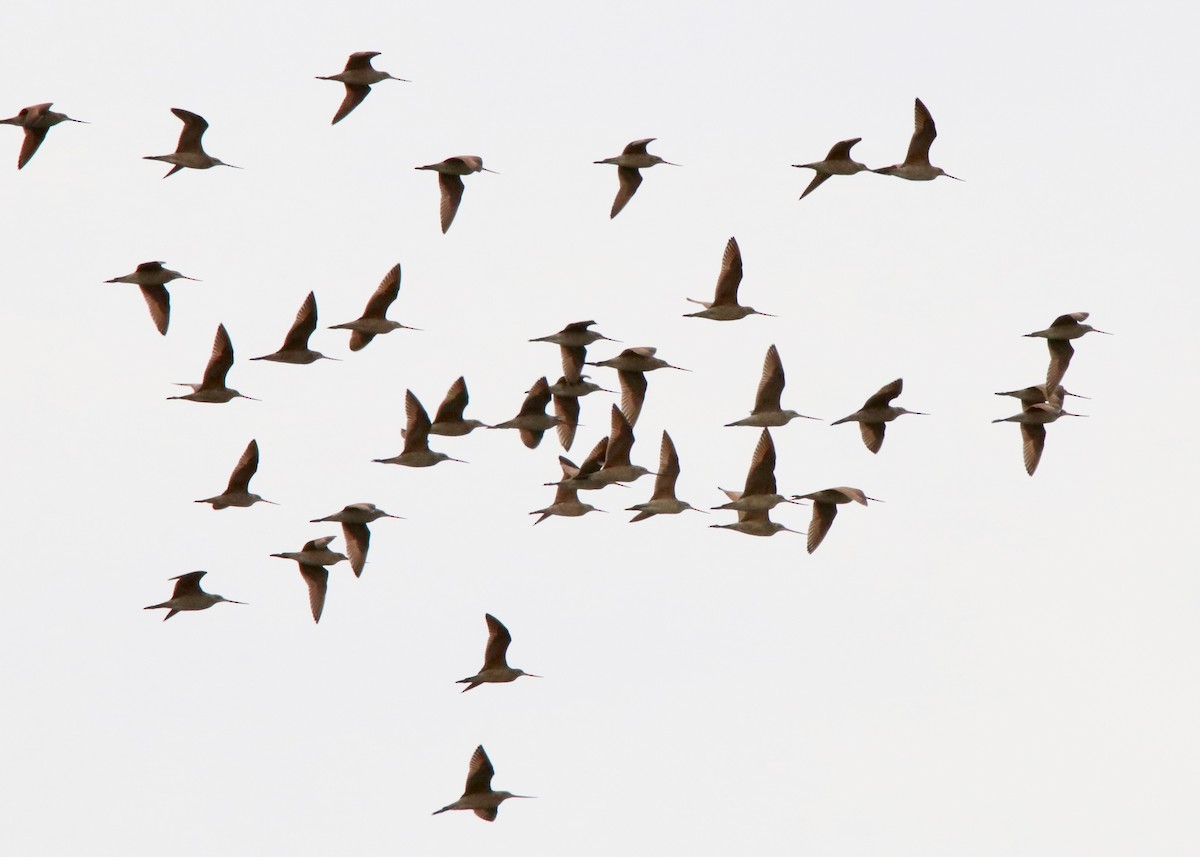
[7,49,1111,822]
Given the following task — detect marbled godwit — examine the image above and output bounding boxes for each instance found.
[2,102,86,169]
[310,503,402,577]
[627,431,703,521]
[426,376,491,436]
[684,236,774,321]
[531,320,618,385]
[491,377,563,449]
[415,156,495,233]
[317,51,408,124]
[992,402,1087,476]
[433,745,533,821]
[168,323,256,403]
[457,614,541,691]
[792,137,868,199]
[144,571,243,621]
[726,344,820,427]
[832,378,925,453]
[711,429,799,513]
[873,98,960,182]
[791,487,878,554]
[195,439,275,509]
[104,261,199,335]
[995,384,1088,408]
[531,466,603,524]
[591,405,653,485]
[270,536,348,624]
[252,292,335,363]
[588,347,688,426]
[547,375,612,398]
[144,108,240,177]
[595,138,677,218]
[1024,312,1110,393]
[329,263,419,351]
[374,390,466,467]
[546,437,609,492]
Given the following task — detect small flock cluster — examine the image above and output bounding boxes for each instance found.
[12,49,1110,824]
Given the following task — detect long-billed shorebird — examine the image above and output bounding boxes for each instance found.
[195,439,275,509]
[433,745,533,822]
[144,108,240,177]
[711,428,800,515]
[310,503,402,577]
[588,347,688,426]
[1024,312,1110,393]
[684,236,774,321]
[457,614,541,691]
[992,402,1087,476]
[531,478,603,524]
[104,260,198,335]
[374,390,465,467]
[995,383,1088,408]
[530,320,618,385]
[491,377,563,449]
[425,376,491,436]
[144,571,243,621]
[791,487,878,554]
[592,405,653,485]
[792,137,868,199]
[270,536,348,624]
[547,436,609,492]
[832,378,925,453]
[627,431,703,521]
[2,102,86,169]
[317,51,408,124]
[873,98,959,182]
[329,263,418,351]
[415,156,496,233]
[726,344,819,427]
[595,137,677,218]
[252,291,335,363]
[168,323,256,403]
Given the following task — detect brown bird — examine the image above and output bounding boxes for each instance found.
[432,745,534,821]
[491,377,563,449]
[992,402,1087,476]
[872,98,960,182]
[415,156,496,233]
[791,487,879,554]
[195,439,275,509]
[168,324,256,403]
[269,536,348,624]
[310,503,402,577]
[627,431,703,521]
[594,137,678,218]
[374,390,466,467]
[144,571,243,621]
[253,292,336,363]
[792,137,869,199]
[1024,312,1111,393]
[329,264,419,351]
[104,261,199,335]
[2,102,86,169]
[316,51,408,125]
[456,614,542,691]
[831,378,926,453]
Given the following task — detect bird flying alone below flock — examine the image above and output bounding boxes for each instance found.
[873,98,960,182]
[168,323,256,403]
[792,137,869,200]
[2,102,86,169]
[627,430,703,521]
[791,487,879,554]
[317,51,408,124]
[684,236,775,321]
[374,390,466,467]
[144,571,243,621]
[457,614,541,691]
[726,344,820,427]
[104,260,199,335]
[415,156,496,233]
[143,108,240,177]
[195,438,275,509]
[270,536,348,624]
[595,137,677,218]
[832,378,926,454]
[433,745,533,822]
[252,292,336,364]
[992,402,1087,476]
[1024,312,1111,393]
[329,263,419,351]
[310,503,402,577]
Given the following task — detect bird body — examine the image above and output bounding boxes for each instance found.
[2,102,86,169]
[424,376,490,435]
[992,403,1085,476]
[144,571,242,620]
[592,405,653,485]
[491,377,563,449]
[317,51,407,124]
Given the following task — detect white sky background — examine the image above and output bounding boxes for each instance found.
[3,1,1198,854]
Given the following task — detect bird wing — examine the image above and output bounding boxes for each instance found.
[402,389,433,452]
[1052,312,1089,326]
[519,428,546,449]
[554,395,579,451]
[349,330,375,351]
[604,404,634,466]
[807,502,838,554]
[799,171,832,200]
[560,345,585,383]
[519,377,552,417]
[1045,339,1075,393]
[860,422,886,454]
[611,166,642,218]
[463,746,495,796]
[17,126,49,169]
[299,564,329,623]
[711,236,743,306]
[473,808,498,822]
[332,84,371,125]
[623,138,655,154]
[363,264,401,318]
[170,571,207,598]
[904,98,936,166]
[344,51,381,71]
[482,614,513,669]
[1021,423,1047,476]
[752,344,785,412]
[651,431,680,500]
[433,376,470,424]
[742,429,777,496]
[139,284,171,335]
[343,522,370,577]
[439,173,466,233]
[578,437,608,477]
[618,369,647,427]
[281,292,319,350]
[862,378,903,409]
[201,324,235,388]
[826,137,862,160]
[171,108,209,153]
[225,438,260,493]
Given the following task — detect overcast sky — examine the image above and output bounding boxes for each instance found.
[3,1,1198,855]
